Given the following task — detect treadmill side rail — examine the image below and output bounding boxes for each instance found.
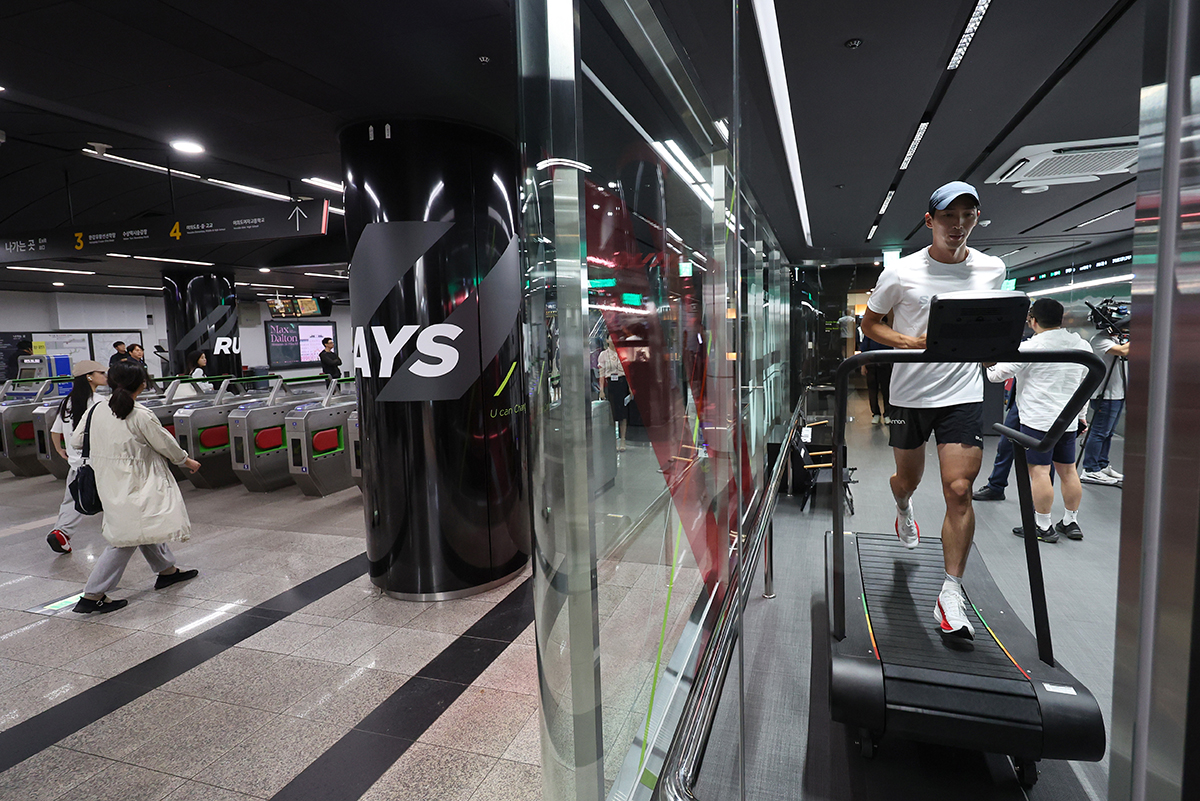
[827,531,886,732]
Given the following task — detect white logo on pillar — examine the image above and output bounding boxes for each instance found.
[353,324,462,379]
[213,336,241,355]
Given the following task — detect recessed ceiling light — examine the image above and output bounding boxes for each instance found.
[258,267,271,273]
[170,140,205,154]
[52,282,64,287]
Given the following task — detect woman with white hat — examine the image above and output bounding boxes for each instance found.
[46,359,108,554]
[70,360,202,613]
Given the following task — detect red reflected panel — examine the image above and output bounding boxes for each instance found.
[586,177,751,593]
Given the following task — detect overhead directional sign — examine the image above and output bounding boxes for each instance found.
[0,199,330,265]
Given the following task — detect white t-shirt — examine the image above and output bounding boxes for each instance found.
[50,393,99,469]
[190,368,205,379]
[986,328,1093,432]
[838,315,856,338]
[866,246,1007,408]
[1090,333,1126,401]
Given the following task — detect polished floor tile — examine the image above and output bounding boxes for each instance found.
[292,618,397,664]
[0,668,104,732]
[358,742,497,801]
[0,744,113,801]
[420,687,539,758]
[58,689,204,759]
[194,714,351,797]
[469,758,543,801]
[56,760,186,801]
[354,627,459,676]
[126,700,276,779]
[284,665,410,726]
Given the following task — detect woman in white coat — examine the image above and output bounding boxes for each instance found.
[71,361,203,613]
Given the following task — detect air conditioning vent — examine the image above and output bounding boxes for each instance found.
[986,137,1138,189]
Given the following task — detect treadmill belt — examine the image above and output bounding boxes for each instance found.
[857,532,1025,681]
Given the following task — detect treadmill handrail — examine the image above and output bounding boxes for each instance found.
[831,347,1107,644]
[657,397,805,801]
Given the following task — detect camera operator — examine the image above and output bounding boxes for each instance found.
[1079,300,1129,486]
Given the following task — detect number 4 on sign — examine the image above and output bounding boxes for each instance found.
[170,222,181,240]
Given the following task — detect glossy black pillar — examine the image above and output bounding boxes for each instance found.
[162,269,241,377]
[343,119,530,600]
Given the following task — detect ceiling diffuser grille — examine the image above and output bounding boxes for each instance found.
[986,137,1138,188]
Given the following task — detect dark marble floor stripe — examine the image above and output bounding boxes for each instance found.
[270,574,536,801]
[0,552,369,773]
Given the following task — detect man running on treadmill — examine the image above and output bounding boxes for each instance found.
[861,181,1006,640]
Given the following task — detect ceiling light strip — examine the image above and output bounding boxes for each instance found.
[878,190,895,215]
[947,0,991,70]
[304,272,349,279]
[1074,208,1125,228]
[6,265,95,275]
[866,225,878,241]
[129,255,214,266]
[303,177,345,193]
[108,284,164,291]
[899,122,930,170]
[1026,273,1133,297]
[750,0,813,246]
[83,148,295,203]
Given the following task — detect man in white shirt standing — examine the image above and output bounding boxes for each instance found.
[986,298,1092,542]
[861,181,1006,641]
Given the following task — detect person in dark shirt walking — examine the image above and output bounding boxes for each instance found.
[319,338,342,379]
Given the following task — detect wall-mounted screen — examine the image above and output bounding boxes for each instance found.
[265,321,337,368]
[267,296,325,318]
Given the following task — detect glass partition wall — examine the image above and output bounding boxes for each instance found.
[513,1,789,799]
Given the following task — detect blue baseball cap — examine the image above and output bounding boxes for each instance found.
[928,181,980,214]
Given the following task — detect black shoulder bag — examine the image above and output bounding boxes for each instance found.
[69,404,103,515]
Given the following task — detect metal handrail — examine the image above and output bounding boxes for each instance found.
[657,397,805,801]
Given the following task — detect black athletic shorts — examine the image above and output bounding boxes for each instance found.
[888,402,984,450]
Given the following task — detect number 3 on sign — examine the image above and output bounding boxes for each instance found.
[74,232,83,250]
[170,222,181,240]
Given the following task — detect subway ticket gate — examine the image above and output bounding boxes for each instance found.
[142,376,229,480]
[229,375,328,492]
[0,378,71,476]
[174,376,278,489]
[32,400,70,479]
[8,355,71,395]
[285,377,358,496]
[347,409,362,488]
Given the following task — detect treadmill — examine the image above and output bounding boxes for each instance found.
[827,291,1107,787]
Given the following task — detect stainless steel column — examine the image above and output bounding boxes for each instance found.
[514,0,605,798]
[1110,1,1200,798]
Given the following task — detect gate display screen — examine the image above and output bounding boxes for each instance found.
[265,321,337,368]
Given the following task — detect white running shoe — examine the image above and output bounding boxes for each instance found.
[895,503,920,549]
[934,585,975,640]
[871,414,881,424]
[1101,465,1124,481]
[1080,469,1120,485]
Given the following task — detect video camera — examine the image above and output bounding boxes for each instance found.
[1086,298,1130,340]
